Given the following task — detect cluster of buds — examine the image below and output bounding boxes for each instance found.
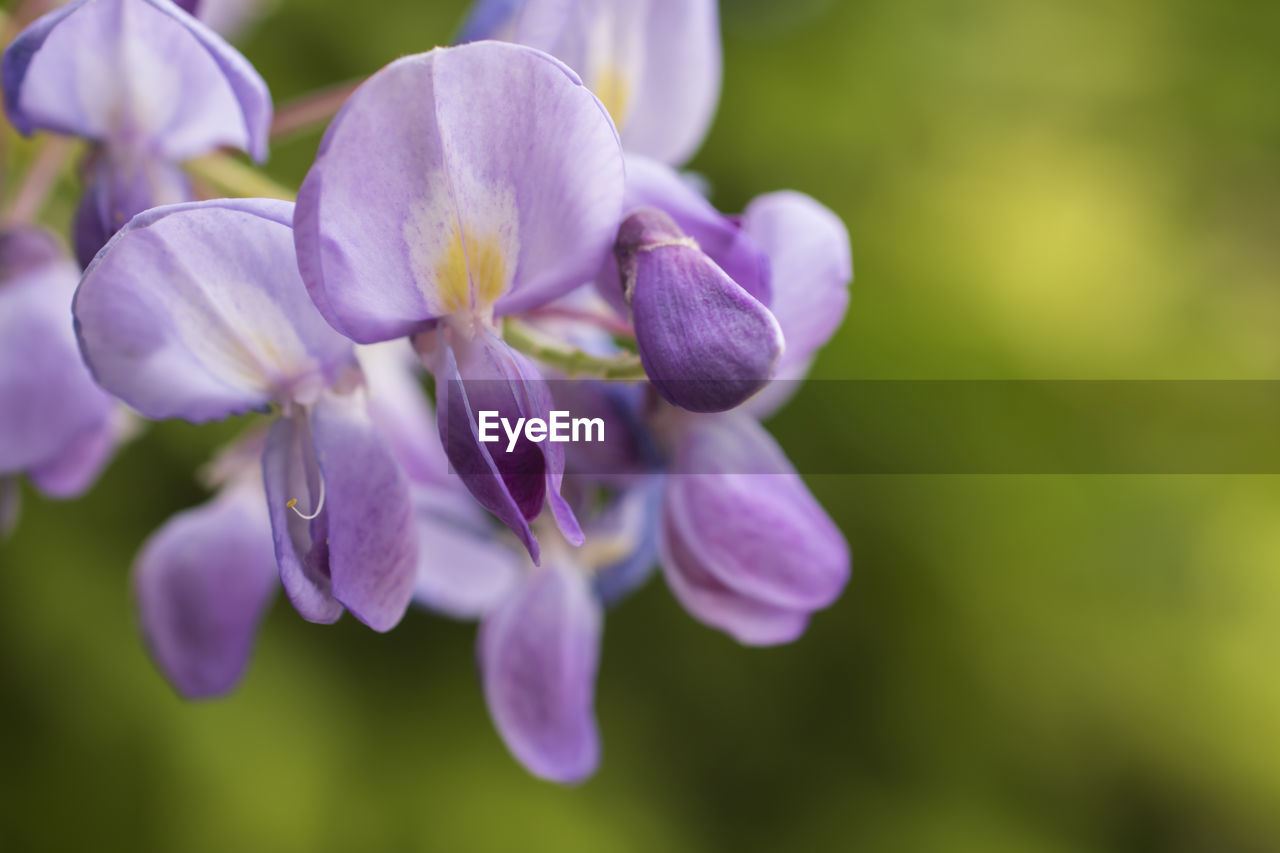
[0,0,852,783]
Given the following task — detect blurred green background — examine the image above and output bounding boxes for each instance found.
[5,0,1280,850]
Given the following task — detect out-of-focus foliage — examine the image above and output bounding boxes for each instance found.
[3,0,1280,850]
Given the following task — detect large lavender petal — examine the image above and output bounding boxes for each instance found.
[74,199,354,422]
[0,229,114,476]
[411,488,523,619]
[665,412,849,613]
[310,391,419,632]
[3,0,270,160]
[513,0,720,166]
[741,191,852,418]
[135,480,277,698]
[294,42,624,342]
[73,150,192,268]
[481,566,602,783]
[617,208,783,413]
[434,331,583,562]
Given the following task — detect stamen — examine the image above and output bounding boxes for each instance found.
[286,476,326,520]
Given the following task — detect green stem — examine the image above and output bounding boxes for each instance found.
[504,317,648,380]
[185,153,297,201]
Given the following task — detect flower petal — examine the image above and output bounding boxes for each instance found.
[481,566,602,783]
[741,190,852,417]
[74,198,354,422]
[590,477,663,605]
[660,503,810,646]
[27,407,132,499]
[617,208,783,413]
[0,228,115,475]
[665,412,849,611]
[294,41,624,342]
[134,481,277,698]
[73,150,192,269]
[310,390,419,632]
[513,0,720,165]
[411,487,523,619]
[358,341,452,489]
[262,411,342,624]
[2,0,271,160]
[434,329,582,562]
[455,0,524,42]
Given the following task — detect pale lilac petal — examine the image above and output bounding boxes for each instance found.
[310,391,419,632]
[411,488,523,619]
[27,407,133,498]
[514,0,720,165]
[741,191,852,417]
[481,566,602,783]
[660,505,810,646]
[591,477,662,605]
[433,329,582,562]
[665,412,849,611]
[358,341,451,488]
[74,199,354,422]
[294,42,624,342]
[0,229,114,475]
[73,150,192,268]
[617,208,783,413]
[3,0,271,160]
[134,481,277,698]
[262,411,342,624]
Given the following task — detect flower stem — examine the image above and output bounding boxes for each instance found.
[271,80,362,141]
[504,317,648,380]
[185,153,297,202]
[4,136,76,226]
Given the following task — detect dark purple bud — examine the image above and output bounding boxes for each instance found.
[615,207,783,413]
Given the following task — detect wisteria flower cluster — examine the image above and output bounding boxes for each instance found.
[0,0,853,783]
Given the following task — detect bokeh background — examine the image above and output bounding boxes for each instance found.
[4,0,1280,850]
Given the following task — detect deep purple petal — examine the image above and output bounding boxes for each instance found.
[310,391,419,632]
[617,208,783,413]
[660,504,810,646]
[411,487,523,619]
[433,329,582,561]
[134,481,277,698]
[481,566,602,783]
[3,0,271,160]
[262,411,342,624]
[0,229,115,475]
[294,42,624,342]
[74,198,354,422]
[665,412,849,611]
[741,191,852,417]
[513,0,721,165]
[73,150,192,268]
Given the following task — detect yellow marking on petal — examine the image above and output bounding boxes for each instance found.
[593,65,631,127]
[434,225,511,314]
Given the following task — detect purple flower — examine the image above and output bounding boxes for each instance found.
[0,226,123,532]
[135,432,277,698]
[294,41,625,560]
[498,0,722,165]
[615,206,783,413]
[2,0,272,265]
[73,198,418,631]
